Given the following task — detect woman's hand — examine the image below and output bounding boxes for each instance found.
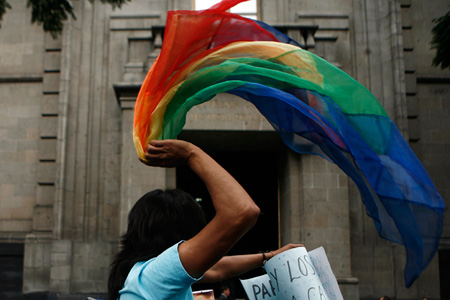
[270,243,304,259]
[139,139,196,167]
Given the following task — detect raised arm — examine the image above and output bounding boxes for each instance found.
[142,139,260,278]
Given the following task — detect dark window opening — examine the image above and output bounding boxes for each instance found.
[440,249,450,300]
[0,243,24,300]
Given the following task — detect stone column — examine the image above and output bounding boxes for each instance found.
[118,96,175,235]
[23,31,61,294]
[279,149,359,300]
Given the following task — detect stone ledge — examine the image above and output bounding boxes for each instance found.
[113,82,141,109]
[417,77,450,84]
[337,277,359,284]
[0,232,29,242]
[0,75,43,83]
[110,14,162,31]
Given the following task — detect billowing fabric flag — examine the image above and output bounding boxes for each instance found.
[133,0,445,288]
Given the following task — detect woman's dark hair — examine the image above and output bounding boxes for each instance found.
[108,189,206,300]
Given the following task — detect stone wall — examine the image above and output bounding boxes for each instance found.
[409,0,450,241]
[0,0,448,299]
[0,0,45,241]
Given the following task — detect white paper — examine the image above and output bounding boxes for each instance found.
[308,247,343,300]
[263,247,329,300]
[240,247,343,300]
[240,274,278,300]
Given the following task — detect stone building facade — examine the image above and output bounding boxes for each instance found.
[0,0,449,299]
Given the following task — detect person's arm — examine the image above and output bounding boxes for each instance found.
[198,244,303,283]
[142,139,260,278]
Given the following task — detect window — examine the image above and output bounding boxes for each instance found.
[193,0,258,19]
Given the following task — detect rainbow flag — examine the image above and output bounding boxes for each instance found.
[133,0,444,288]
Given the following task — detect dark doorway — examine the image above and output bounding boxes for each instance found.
[440,249,450,300]
[0,243,24,300]
[176,131,281,299]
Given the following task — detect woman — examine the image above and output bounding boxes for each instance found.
[108,139,301,300]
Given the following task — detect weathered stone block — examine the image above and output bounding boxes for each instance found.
[407,118,420,141]
[51,240,72,254]
[312,173,327,187]
[402,29,414,53]
[304,213,329,228]
[339,281,359,300]
[50,279,70,293]
[24,239,52,268]
[303,229,329,247]
[43,73,60,93]
[88,267,110,282]
[374,246,394,268]
[42,94,59,115]
[13,185,36,199]
[430,129,450,143]
[373,270,395,295]
[44,52,61,71]
[1,184,19,206]
[327,187,348,202]
[328,251,351,277]
[400,7,412,27]
[10,198,34,219]
[23,267,51,293]
[37,162,56,184]
[303,187,327,202]
[38,139,57,161]
[399,0,411,6]
[71,280,97,293]
[302,173,313,188]
[36,185,55,206]
[45,33,62,50]
[403,51,416,73]
[328,212,349,229]
[405,72,417,95]
[407,95,418,117]
[71,267,87,281]
[0,219,32,232]
[50,252,71,266]
[40,116,58,138]
[308,155,327,174]
[9,104,40,119]
[338,174,348,188]
[32,206,53,231]
[50,265,71,281]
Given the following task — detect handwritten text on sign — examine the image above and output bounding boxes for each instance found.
[241,247,342,300]
[240,274,277,300]
[264,247,329,300]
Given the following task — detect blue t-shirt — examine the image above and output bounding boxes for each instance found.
[119,242,202,300]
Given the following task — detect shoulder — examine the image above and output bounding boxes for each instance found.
[126,243,183,283]
[119,242,200,300]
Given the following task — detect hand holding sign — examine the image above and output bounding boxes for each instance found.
[241,247,342,300]
[264,247,328,300]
